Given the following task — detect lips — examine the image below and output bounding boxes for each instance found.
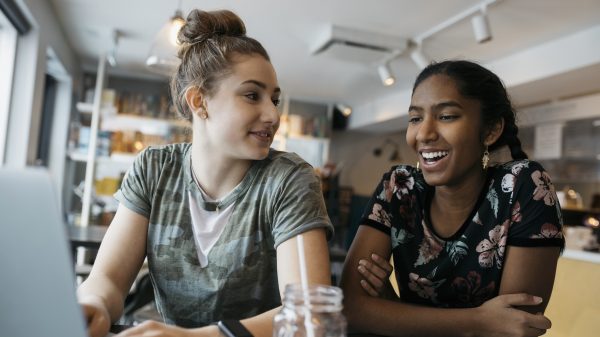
[249,129,273,143]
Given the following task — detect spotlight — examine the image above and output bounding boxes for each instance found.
[410,47,431,70]
[471,11,492,43]
[378,63,395,86]
[335,103,352,117]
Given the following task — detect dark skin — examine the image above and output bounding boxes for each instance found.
[341,74,560,337]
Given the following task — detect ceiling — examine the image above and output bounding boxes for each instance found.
[49,0,600,118]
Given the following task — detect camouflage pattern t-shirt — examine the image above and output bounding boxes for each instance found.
[114,143,333,327]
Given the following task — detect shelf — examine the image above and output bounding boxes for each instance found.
[68,151,136,165]
[76,102,117,115]
[101,114,189,135]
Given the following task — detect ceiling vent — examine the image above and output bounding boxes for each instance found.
[310,25,408,64]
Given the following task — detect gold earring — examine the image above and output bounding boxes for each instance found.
[200,110,208,119]
[416,161,420,171]
[482,146,490,170]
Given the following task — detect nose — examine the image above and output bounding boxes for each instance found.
[261,101,280,125]
[415,116,438,143]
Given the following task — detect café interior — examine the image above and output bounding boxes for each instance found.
[1,1,600,336]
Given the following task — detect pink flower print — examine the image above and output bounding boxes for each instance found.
[531,170,557,206]
[476,221,508,269]
[452,271,496,306]
[414,220,444,266]
[408,272,443,303]
[368,203,392,228]
[392,167,414,198]
[531,223,563,239]
[511,201,522,223]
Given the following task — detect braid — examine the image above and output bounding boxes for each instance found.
[502,122,528,160]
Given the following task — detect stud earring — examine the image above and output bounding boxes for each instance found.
[200,110,208,119]
[482,146,490,170]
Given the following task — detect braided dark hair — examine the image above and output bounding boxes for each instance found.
[412,60,528,160]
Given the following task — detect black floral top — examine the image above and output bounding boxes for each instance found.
[361,160,564,308]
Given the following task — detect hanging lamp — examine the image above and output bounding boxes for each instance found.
[146,8,185,75]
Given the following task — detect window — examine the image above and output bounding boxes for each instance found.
[0,8,17,166]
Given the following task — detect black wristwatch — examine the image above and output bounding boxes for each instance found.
[217,319,254,337]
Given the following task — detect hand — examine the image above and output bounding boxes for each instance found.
[474,293,552,337]
[115,320,192,336]
[357,253,393,297]
[80,300,111,337]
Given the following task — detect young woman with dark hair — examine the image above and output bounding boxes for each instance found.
[341,60,564,337]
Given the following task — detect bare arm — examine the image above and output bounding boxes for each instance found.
[499,246,561,313]
[341,226,551,337]
[77,204,148,336]
[241,228,332,337]
[117,228,331,337]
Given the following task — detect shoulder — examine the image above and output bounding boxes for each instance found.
[493,159,548,183]
[259,149,314,176]
[132,143,190,177]
[139,143,190,162]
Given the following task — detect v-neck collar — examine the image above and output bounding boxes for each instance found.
[422,167,494,241]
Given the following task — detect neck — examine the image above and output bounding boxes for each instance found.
[432,168,487,215]
[190,140,252,200]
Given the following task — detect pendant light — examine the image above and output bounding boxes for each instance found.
[146,4,185,76]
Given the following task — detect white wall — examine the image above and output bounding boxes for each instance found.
[4,0,80,211]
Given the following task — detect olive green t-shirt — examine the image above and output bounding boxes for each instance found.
[114,143,333,327]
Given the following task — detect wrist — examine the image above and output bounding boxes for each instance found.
[463,307,483,337]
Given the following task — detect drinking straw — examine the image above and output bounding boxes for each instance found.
[297,234,315,337]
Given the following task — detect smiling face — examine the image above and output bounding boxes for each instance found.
[197,53,281,161]
[407,74,492,188]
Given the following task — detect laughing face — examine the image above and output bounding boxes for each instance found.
[407,74,489,188]
[201,53,281,161]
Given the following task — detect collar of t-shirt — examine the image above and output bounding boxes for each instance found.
[187,188,236,268]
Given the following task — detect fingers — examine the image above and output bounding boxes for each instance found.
[526,312,552,330]
[371,254,393,274]
[81,303,110,337]
[525,327,547,337]
[358,258,390,280]
[497,293,544,307]
[360,279,380,297]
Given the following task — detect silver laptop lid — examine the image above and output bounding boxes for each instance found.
[0,168,87,337]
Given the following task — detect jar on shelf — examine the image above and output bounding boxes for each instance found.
[273,284,346,337]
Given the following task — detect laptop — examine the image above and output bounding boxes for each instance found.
[0,168,91,337]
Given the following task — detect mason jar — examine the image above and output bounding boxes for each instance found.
[273,284,346,337]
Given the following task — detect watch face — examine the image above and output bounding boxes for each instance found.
[218,320,253,337]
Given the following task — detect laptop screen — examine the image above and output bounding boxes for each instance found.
[0,168,88,337]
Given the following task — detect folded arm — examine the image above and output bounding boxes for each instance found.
[341,226,552,337]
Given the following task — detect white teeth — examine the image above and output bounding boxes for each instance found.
[421,151,449,160]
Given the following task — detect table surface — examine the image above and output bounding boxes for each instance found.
[68,224,108,249]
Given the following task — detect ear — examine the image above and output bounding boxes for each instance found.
[484,118,505,146]
[184,86,205,117]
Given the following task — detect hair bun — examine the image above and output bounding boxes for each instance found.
[178,9,246,45]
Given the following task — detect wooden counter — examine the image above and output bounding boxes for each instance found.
[545,251,600,337]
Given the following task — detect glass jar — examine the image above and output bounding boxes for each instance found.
[273,284,346,337]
